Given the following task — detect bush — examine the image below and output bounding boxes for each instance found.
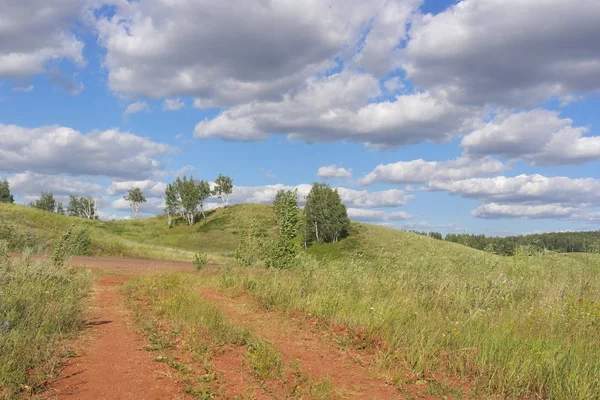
[193,252,208,271]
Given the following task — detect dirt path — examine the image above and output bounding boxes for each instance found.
[199,288,402,399]
[44,275,185,400]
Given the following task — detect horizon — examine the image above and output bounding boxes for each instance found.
[1,0,599,236]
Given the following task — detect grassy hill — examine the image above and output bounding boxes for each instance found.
[1,202,486,264]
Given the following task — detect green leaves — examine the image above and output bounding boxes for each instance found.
[124,187,147,219]
[0,180,14,204]
[213,174,233,207]
[304,183,350,245]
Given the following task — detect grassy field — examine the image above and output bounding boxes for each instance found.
[196,249,600,399]
[0,246,92,398]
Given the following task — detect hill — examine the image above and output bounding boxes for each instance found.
[1,202,483,264]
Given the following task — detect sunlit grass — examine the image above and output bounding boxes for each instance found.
[0,246,92,397]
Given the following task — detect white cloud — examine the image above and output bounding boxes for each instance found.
[194,71,481,148]
[108,180,167,197]
[403,221,461,231]
[0,123,174,179]
[12,85,34,93]
[403,0,600,106]
[428,174,600,207]
[0,0,84,78]
[229,184,413,208]
[360,156,505,185]
[317,165,352,179]
[163,98,185,111]
[124,101,149,116]
[472,203,600,222]
[7,171,104,197]
[461,109,600,166]
[93,0,419,104]
[112,197,165,215]
[347,208,412,222]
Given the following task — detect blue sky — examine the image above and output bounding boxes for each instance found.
[1,0,599,235]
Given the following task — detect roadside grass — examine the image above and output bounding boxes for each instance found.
[0,245,92,398]
[198,249,600,399]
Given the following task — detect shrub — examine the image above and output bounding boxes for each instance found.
[193,252,208,271]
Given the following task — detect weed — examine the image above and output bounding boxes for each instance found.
[193,252,208,271]
[245,340,282,380]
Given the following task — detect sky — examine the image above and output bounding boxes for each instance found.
[1,0,600,236]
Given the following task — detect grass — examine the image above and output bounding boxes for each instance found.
[197,246,600,399]
[0,245,92,398]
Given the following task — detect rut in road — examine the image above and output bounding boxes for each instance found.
[45,275,184,400]
[198,288,403,399]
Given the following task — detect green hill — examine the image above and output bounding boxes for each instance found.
[1,202,485,264]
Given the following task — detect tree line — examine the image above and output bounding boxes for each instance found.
[416,230,600,255]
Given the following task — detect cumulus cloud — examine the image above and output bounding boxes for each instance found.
[403,221,461,231]
[163,98,185,111]
[0,0,85,78]
[228,183,413,208]
[112,197,165,215]
[194,72,481,148]
[124,101,149,116]
[93,0,419,104]
[461,109,600,166]
[7,171,104,197]
[472,203,600,222]
[317,165,352,179]
[403,0,600,106]
[0,123,174,180]
[347,208,412,222]
[107,180,167,197]
[360,156,504,185]
[428,174,600,207]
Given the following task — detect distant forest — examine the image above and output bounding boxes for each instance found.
[411,230,600,256]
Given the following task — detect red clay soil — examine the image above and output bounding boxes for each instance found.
[44,275,185,400]
[198,288,404,399]
[69,256,194,274]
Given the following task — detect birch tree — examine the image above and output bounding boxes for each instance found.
[124,187,147,219]
[213,174,233,207]
[304,183,349,245]
[198,180,212,219]
[164,183,180,227]
[175,176,201,226]
[0,180,14,203]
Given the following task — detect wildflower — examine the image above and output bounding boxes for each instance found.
[0,320,9,330]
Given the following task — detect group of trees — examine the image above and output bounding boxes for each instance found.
[27,191,99,219]
[235,182,350,269]
[165,174,233,227]
[414,230,600,255]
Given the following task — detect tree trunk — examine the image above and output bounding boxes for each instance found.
[313,222,319,242]
[168,213,172,227]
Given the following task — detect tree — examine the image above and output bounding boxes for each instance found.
[213,174,233,207]
[56,202,65,215]
[30,192,56,212]
[124,187,147,219]
[304,183,350,245]
[164,183,180,227]
[175,176,201,226]
[68,195,97,219]
[266,189,300,269]
[198,180,212,219]
[0,180,14,203]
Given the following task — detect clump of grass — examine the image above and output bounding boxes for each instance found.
[0,242,92,396]
[201,249,600,399]
[193,252,208,271]
[246,340,282,380]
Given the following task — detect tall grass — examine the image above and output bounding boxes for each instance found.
[202,250,600,399]
[0,244,92,397]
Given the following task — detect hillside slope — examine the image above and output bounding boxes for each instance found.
[2,202,483,263]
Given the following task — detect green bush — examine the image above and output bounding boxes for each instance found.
[193,252,208,271]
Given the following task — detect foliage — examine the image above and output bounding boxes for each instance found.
[55,201,65,215]
[264,189,299,269]
[67,195,97,219]
[0,250,91,396]
[193,251,208,271]
[51,224,93,266]
[234,218,263,267]
[124,187,147,219]
[164,183,179,227]
[167,176,212,225]
[212,174,233,207]
[304,183,350,245]
[29,191,56,213]
[0,180,14,204]
[445,230,600,255]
